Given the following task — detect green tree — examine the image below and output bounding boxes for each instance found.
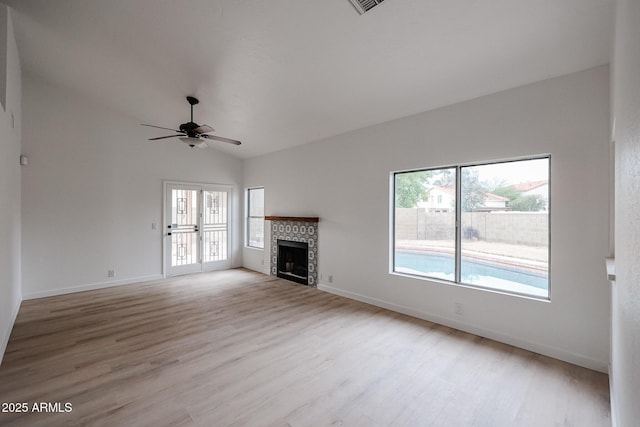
[491,185,520,202]
[460,168,487,212]
[395,171,429,208]
[433,169,455,187]
[510,194,546,211]
[485,177,509,192]
[492,186,546,211]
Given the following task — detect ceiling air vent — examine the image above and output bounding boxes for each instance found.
[348,0,385,15]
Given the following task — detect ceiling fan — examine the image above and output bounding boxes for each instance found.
[141,96,241,148]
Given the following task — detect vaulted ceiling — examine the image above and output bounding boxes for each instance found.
[4,0,614,158]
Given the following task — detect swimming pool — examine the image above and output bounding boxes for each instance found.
[395,251,548,296]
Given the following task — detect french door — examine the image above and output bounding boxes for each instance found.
[164,183,231,277]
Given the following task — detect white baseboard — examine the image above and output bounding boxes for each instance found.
[242,264,271,276]
[0,297,21,367]
[23,274,164,300]
[318,283,608,373]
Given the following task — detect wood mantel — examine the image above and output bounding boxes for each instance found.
[265,216,319,223]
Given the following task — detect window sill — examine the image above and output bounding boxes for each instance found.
[390,270,551,302]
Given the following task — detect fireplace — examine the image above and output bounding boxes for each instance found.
[277,240,308,285]
[266,216,319,287]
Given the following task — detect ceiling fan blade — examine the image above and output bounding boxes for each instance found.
[202,134,242,145]
[194,124,215,134]
[141,124,182,133]
[149,135,183,140]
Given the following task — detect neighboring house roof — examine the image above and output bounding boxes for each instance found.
[430,186,508,202]
[510,180,548,192]
[484,192,510,202]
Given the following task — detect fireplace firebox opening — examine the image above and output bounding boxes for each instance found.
[277,240,308,285]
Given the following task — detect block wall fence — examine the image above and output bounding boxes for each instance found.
[395,208,548,246]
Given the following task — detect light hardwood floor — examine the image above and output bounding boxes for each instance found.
[0,269,610,426]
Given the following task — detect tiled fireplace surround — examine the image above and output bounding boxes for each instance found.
[266,217,319,287]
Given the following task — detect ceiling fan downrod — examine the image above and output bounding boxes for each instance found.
[186,96,199,123]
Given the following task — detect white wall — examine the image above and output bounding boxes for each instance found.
[611,0,640,424]
[244,66,611,372]
[0,6,22,365]
[0,5,6,112]
[21,74,244,298]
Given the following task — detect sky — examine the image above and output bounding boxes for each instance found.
[409,157,549,188]
[472,158,549,185]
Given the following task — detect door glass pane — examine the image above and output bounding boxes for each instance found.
[203,190,228,262]
[394,168,456,281]
[460,158,549,297]
[171,189,199,267]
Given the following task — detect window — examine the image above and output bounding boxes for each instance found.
[247,187,264,249]
[393,156,550,299]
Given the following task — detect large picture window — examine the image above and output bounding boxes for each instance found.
[247,187,264,249]
[393,157,550,299]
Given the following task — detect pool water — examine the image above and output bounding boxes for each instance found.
[395,251,548,293]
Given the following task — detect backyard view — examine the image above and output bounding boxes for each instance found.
[394,158,549,298]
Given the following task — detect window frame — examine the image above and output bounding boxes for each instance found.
[246,187,265,249]
[391,155,551,300]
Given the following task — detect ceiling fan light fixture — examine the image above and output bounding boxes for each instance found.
[179,137,208,148]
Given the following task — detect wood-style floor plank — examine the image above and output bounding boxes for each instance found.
[0,269,610,426]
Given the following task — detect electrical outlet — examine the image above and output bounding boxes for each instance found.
[454,302,464,316]
[328,275,333,284]
[152,222,157,230]
[108,269,115,278]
